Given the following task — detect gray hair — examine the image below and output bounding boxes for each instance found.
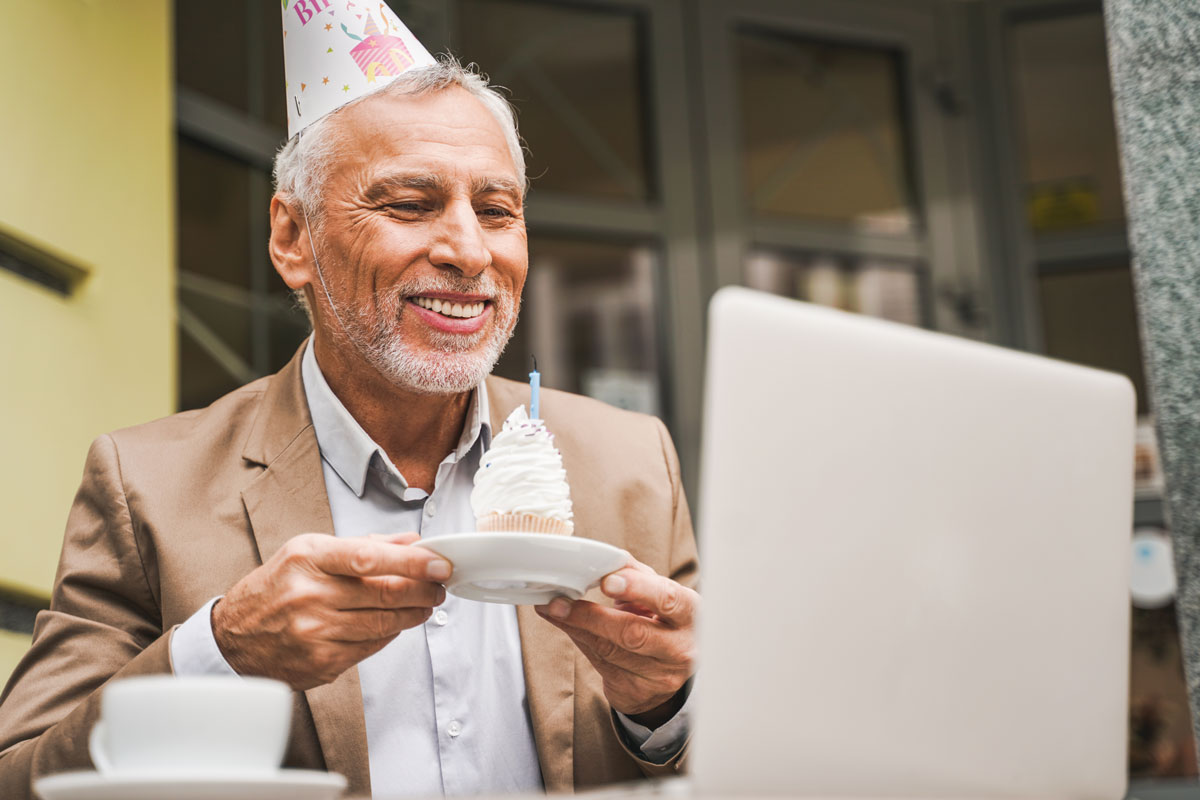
[273,55,527,226]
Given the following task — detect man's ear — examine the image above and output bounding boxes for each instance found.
[269,194,314,291]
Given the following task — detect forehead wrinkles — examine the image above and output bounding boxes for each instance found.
[353,98,516,159]
[319,90,519,202]
[373,135,518,183]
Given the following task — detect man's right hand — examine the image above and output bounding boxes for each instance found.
[211,532,449,690]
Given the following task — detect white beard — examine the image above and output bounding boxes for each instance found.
[311,241,521,395]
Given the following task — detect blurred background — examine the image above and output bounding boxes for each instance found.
[0,0,1187,792]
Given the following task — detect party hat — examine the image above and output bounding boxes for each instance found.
[281,0,437,139]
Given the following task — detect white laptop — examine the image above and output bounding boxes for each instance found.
[691,287,1135,799]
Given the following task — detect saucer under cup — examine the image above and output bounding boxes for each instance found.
[35,769,346,800]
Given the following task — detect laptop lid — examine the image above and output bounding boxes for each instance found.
[692,287,1134,798]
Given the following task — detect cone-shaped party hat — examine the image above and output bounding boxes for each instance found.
[281,0,437,139]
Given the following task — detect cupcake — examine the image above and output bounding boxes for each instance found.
[471,406,575,535]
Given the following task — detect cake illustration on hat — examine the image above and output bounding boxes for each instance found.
[471,406,575,535]
[281,0,437,138]
[347,11,418,83]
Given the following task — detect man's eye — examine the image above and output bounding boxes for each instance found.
[479,207,513,218]
[388,202,425,213]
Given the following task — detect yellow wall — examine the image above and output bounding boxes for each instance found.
[0,631,33,690]
[0,3,174,602]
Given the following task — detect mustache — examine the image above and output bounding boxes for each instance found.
[393,274,507,299]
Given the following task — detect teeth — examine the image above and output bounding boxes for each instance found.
[413,297,487,318]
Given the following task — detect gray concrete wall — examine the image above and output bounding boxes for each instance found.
[1104,0,1200,756]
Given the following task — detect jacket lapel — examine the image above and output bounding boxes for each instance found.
[241,343,372,794]
[489,377,577,792]
[516,605,576,792]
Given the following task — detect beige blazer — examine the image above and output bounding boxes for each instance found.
[0,346,698,799]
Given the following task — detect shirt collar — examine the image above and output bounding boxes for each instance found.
[300,338,491,498]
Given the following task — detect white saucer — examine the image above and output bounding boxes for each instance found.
[415,532,628,604]
[34,768,346,800]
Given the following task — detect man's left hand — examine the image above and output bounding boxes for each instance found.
[535,556,697,727]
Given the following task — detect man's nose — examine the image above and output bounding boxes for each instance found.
[428,200,491,277]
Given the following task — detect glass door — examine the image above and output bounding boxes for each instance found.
[695,0,989,340]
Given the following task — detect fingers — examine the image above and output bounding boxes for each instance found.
[564,625,653,680]
[600,567,697,628]
[533,559,698,677]
[614,600,656,618]
[543,613,670,674]
[216,533,450,691]
[543,617,691,713]
[327,606,435,642]
[304,536,452,582]
[536,599,692,665]
[320,573,447,611]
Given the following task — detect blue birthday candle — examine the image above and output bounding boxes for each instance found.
[529,355,541,419]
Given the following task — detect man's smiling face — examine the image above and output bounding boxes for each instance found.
[306,86,528,394]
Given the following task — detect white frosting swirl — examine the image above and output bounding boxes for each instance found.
[471,406,574,523]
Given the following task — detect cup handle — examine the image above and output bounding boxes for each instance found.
[88,722,113,774]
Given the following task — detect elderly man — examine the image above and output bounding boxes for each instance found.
[0,39,697,800]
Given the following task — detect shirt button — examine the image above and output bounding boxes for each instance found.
[433,609,449,626]
[425,499,437,518]
[447,720,462,737]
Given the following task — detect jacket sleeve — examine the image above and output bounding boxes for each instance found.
[617,415,698,779]
[0,434,172,800]
[657,417,699,593]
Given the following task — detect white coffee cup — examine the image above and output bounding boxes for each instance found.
[88,676,292,775]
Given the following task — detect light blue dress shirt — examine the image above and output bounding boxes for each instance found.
[170,340,688,795]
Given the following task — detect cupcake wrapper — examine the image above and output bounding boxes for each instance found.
[476,513,574,536]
